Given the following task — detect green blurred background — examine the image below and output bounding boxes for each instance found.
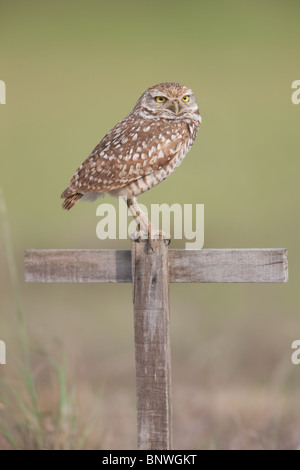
[0,0,300,449]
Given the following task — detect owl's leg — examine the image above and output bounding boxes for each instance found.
[126,197,151,241]
[125,197,171,247]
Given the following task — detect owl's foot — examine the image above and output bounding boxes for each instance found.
[130,225,171,249]
[126,197,171,248]
[149,228,171,246]
[130,230,149,242]
[147,226,171,251]
[129,224,149,242]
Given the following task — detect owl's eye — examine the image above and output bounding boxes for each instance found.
[155,96,167,103]
[182,95,190,102]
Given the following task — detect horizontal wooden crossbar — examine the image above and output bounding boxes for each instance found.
[24,248,288,283]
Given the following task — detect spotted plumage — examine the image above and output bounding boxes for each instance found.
[61,82,201,211]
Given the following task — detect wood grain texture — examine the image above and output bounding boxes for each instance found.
[169,248,288,283]
[24,249,131,283]
[25,248,288,283]
[131,239,172,450]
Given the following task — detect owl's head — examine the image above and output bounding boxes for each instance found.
[134,82,201,121]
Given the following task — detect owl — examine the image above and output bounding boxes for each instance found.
[61,82,201,242]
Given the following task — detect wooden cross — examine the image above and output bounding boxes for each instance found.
[24,241,288,450]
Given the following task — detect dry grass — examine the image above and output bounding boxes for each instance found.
[0,189,78,450]
[2,357,300,450]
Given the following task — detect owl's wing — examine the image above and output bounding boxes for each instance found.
[62,116,191,197]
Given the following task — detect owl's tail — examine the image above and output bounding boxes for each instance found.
[61,192,83,210]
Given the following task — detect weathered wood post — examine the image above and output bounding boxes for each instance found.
[24,247,288,450]
[131,239,172,450]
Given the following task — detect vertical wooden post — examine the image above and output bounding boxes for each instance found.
[131,238,172,450]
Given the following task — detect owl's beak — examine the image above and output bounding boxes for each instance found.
[169,100,180,115]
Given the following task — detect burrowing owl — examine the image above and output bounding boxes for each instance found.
[61,82,201,241]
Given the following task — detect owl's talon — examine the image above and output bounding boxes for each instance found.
[130,228,171,249]
[130,231,141,241]
[163,237,171,247]
[149,229,171,245]
[130,228,149,242]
